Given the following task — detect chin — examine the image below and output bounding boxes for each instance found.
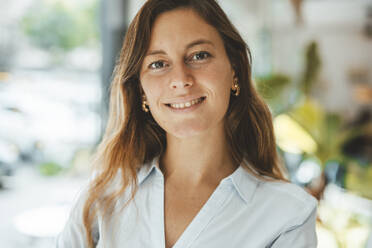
[166,122,210,139]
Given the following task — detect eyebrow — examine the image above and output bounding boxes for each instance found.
[145,39,215,56]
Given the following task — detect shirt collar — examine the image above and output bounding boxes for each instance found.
[137,156,259,204]
[224,158,260,204]
[137,155,161,185]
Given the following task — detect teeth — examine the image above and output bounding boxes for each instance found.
[169,97,204,109]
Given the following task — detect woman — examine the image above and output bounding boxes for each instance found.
[57,0,318,247]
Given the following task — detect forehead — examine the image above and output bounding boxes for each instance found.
[148,8,223,49]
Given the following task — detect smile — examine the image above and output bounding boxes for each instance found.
[165,96,206,110]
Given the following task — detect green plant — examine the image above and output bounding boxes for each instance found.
[255,73,292,115]
[288,99,347,167]
[38,161,63,176]
[301,41,321,96]
[21,0,99,52]
[273,41,348,167]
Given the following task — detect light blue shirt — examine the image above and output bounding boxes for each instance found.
[56,156,318,247]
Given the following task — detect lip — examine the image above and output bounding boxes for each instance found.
[165,96,206,113]
[163,95,206,105]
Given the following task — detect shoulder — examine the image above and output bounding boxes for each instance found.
[56,182,99,247]
[253,179,318,226]
[259,179,317,207]
[236,163,317,215]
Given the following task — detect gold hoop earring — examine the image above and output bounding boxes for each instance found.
[142,94,149,112]
[231,78,240,96]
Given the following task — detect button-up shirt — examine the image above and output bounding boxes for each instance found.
[56,156,318,247]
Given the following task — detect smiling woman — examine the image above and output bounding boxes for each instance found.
[56,1,318,248]
[140,8,235,138]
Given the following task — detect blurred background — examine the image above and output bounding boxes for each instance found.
[0,0,371,247]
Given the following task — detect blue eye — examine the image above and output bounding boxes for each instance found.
[149,61,166,69]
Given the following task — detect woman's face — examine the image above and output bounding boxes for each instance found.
[139,8,235,138]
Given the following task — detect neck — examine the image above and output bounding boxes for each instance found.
[159,124,238,187]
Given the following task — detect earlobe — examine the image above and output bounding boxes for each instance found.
[231,69,240,96]
[139,84,150,113]
[142,94,150,113]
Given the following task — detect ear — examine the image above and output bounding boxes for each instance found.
[231,64,237,78]
[231,67,237,86]
[138,84,145,96]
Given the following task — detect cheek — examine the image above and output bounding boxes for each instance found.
[141,77,163,106]
[202,64,232,99]
[202,67,233,119]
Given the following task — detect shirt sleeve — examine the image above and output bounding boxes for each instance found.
[55,188,99,248]
[366,230,372,248]
[269,204,318,248]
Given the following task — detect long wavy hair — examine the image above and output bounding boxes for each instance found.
[82,0,286,247]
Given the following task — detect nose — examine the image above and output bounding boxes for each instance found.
[169,63,193,90]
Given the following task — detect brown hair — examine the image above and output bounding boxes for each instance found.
[83,0,286,246]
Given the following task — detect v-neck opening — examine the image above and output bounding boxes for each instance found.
[163,179,233,248]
